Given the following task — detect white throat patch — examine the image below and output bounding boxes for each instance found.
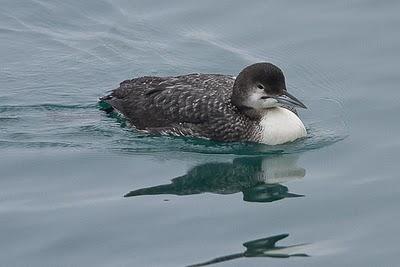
[243,91,280,109]
[259,107,307,145]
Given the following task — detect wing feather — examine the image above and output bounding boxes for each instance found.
[102,74,235,130]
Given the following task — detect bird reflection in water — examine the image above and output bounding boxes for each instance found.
[187,233,309,267]
[125,154,305,203]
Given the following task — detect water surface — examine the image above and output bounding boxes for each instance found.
[1,0,400,266]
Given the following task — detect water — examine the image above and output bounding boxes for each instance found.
[1,0,399,266]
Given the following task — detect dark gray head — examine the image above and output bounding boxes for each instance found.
[231,63,306,110]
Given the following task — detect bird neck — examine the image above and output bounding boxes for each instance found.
[235,105,263,120]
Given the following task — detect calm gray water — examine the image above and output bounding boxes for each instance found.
[1,0,400,266]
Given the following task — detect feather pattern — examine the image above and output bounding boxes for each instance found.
[101,74,259,141]
[100,63,307,144]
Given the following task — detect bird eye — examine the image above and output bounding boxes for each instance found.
[257,84,264,90]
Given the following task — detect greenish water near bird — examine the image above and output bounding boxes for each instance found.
[1,0,399,266]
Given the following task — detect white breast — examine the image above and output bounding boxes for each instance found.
[259,107,307,145]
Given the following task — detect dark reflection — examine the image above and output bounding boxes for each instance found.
[187,234,309,267]
[125,154,305,203]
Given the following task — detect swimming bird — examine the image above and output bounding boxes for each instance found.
[100,62,307,145]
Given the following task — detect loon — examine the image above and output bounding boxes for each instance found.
[100,62,307,145]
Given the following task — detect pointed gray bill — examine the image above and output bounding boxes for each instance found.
[274,91,307,109]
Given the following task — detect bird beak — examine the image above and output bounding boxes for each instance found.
[274,91,307,109]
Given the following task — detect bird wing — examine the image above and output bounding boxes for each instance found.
[101,74,235,130]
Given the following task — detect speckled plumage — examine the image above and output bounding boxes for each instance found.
[100,63,306,144]
[101,73,260,142]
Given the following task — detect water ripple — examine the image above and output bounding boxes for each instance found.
[0,101,346,154]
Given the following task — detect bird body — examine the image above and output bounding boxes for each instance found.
[100,63,307,145]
